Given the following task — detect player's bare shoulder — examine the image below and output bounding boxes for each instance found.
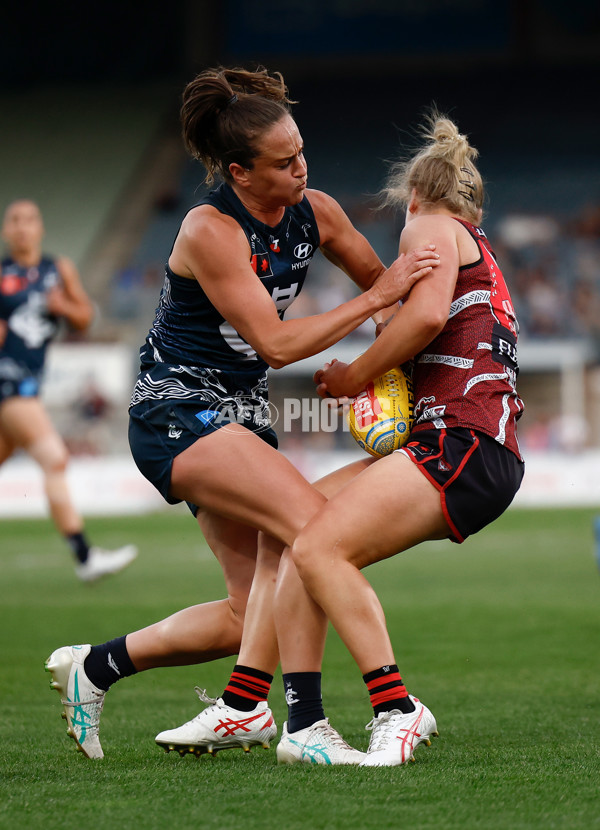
[304,188,343,219]
[403,213,456,238]
[179,202,240,243]
[304,188,352,245]
[400,214,457,254]
[171,204,248,278]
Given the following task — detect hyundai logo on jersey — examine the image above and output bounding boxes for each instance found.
[294,243,313,259]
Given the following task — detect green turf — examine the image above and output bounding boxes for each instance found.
[0,507,599,829]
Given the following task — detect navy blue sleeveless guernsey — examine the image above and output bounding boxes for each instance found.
[130,183,320,408]
[0,255,61,398]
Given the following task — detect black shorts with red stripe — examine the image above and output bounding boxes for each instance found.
[398,427,524,543]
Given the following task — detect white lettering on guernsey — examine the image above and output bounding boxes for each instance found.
[218,282,300,357]
[497,335,518,364]
[418,353,474,369]
[463,371,508,394]
[272,282,299,311]
[291,259,311,271]
[448,290,491,319]
[218,322,257,360]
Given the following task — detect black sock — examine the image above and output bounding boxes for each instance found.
[83,636,138,691]
[66,532,90,564]
[282,672,325,733]
[221,665,273,712]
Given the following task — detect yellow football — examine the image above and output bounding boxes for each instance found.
[347,365,414,458]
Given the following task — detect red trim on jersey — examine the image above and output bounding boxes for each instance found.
[400,431,466,543]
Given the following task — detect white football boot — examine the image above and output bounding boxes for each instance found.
[45,644,106,760]
[155,688,277,756]
[75,544,138,582]
[360,696,439,767]
[276,718,366,765]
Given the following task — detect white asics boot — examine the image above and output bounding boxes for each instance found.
[360,696,439,767]
[75,544,138,582]
[45,644,106,760]
[276,718,366,765]
[155,688,277,756]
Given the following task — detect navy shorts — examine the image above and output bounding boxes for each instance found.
[0,359,40,404]
[128,397,278,513]
[398,427,524,543]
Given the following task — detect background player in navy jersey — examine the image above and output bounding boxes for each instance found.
[0,200,138,581]
[45,66,439,760]
[269,110,525,766]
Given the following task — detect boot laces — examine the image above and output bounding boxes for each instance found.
[314,719,354,749]
[193,686,219,706]
[365,710,405,752]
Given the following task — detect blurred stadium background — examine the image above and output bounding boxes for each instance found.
[1,0,600,515]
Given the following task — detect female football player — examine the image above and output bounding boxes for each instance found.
[269,109,525,766]
[0,199,138,581]
[45,66,439,760]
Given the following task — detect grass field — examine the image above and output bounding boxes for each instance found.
[1,506,599,829]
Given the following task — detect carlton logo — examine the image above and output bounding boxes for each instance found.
[294,243,313,259]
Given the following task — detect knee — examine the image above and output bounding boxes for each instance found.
[43,451,69,478]
[289,532,321,586]
[227,585,251,623]
[30,435,69,474]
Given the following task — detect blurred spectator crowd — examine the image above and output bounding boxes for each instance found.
[494,202,600,345]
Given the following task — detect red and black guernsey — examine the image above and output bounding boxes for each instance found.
[410,219,524,460]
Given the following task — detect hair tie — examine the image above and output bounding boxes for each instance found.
[227,94,238,106]
[458,167,476,201]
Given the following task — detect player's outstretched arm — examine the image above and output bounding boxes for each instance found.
[47,256,94,331]
[175,205,438,370]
